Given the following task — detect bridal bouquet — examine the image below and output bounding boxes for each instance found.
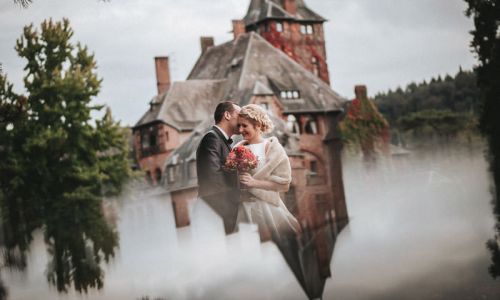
[223,146,258,173]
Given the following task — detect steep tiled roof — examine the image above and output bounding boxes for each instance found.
[158,31,346,191]
[243,0,326,26]
[191,32,345,113]
[134,80,227,130]
[136,32,345,131]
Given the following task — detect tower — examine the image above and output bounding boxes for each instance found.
[238,0,330,84]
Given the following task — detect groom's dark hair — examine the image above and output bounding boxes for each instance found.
[214,101,236,124]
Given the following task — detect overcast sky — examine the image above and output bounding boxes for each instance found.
[0,0,476,126]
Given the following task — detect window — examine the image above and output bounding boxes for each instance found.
[311,56,320,76]
[300,24,314,35]
[167,166,176,183]
[262,23,270,33]
[259,102,270,112]
[149,132,157,147]
[280,90,301,100]
[286,115,300,134]
[141,126,158,149]
[141,132,150,149]
[276,22,283,33]
[310,161,318,174]
[304,116,318,134]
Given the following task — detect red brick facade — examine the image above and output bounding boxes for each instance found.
[134,123,190,185]
[171,187,197,227]
[256,21,330,84]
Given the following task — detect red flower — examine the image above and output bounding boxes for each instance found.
[223,146,259,173]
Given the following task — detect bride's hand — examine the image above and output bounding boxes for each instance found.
[239,172,256,188]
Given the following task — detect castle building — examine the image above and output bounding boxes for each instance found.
[133,0,349,233]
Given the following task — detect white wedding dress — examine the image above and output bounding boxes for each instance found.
[236,140,300,241]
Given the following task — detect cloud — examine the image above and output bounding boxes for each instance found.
[0,0,476,125]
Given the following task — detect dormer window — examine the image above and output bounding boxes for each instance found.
[276,22,284,33]
[167,165,176,183]
[300,24,314,35]
[280,90,301,100]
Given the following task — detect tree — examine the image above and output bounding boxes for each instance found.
[13,0,31,8]
[464,0,500,279]
[0,18,129,293]
[397,109,474,140]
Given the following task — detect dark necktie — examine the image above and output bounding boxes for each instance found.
[227,138,233,145]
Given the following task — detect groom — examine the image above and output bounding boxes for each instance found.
[196,101,241,234]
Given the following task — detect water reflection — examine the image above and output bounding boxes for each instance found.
[486,162,500,279]
[2,148,500,299]
[275,221,339,300]
[0,191,118,295]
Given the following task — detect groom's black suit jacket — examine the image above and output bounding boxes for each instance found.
[196,126,240,234]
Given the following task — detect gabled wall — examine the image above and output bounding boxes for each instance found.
[133,123,190,185]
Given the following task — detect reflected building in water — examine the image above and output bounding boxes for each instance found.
[275,220,340,299]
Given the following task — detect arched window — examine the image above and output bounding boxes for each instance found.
[286,115,300,134]
[304,116,318,134]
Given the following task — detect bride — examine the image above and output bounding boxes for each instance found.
[235,104,300,241]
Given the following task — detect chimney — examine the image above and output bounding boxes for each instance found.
[232,19,246,40]
[155,56,171,95]
[354,85,368,100]
[282,0,297,15]
[200,36,214,54]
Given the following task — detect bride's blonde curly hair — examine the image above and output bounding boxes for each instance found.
[239,104,274,133]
